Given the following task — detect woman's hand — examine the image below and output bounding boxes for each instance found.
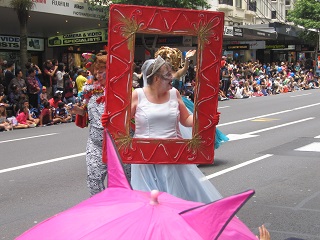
[70,105,86,116]
[101,112,109,128]
[213,112,220,126]
[185,50,196,60]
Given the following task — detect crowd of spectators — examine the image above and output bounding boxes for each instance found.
[217,58,319,101]
[0,59,78,132]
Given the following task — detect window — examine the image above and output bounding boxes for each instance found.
[285,0,290,5]
[235,0,242,8]
[271,10,277,19]
[219,0,233,6]
[248,1,256,11]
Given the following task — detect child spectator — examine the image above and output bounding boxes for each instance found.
[16,105,34,128]
[40,86,48,105]
[0,103,12,131]
[20,100,40,126]
[39,101,60,126]
[55,101,71,123]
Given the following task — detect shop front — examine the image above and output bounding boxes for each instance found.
[48,28,108,71]
[0,35,44,70]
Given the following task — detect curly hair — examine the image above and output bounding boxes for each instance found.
[155,46,182,71]
[91,53,107,74]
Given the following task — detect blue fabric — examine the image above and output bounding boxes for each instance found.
[182,96,229,149]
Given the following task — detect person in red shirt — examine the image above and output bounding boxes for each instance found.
[48,90,63,109]
[220,55,227,68]
[16,105,35,128]
[39,101,61,126]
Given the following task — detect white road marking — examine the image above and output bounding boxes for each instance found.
[218,106,230,109]
[227,118,314,141]
[246,117,314,135]
[226,133,259,141]
[206,154,273,179]
[295,143,320,152]
[0,133,58,144]
[218,102,320,127]
[0,153,86,174]
[290,93,312,98]
[315,135,320,139]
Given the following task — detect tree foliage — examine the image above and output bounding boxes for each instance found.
[287,0,320,30]
[287,0,320,48]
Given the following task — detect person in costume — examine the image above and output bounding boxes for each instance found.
[155,46,194,92]
[154,46,229,149]
[130,56,222,203]
[71,51,131,196]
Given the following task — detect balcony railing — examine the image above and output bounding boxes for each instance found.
[219,0,233,6]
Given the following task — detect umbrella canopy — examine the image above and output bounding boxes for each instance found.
[17,131,256,240]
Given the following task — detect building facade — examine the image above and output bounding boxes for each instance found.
[207,0,314,64]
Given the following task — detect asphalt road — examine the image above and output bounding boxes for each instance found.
[1,89,320,240]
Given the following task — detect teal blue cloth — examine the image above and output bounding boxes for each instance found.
[182,96,229,149]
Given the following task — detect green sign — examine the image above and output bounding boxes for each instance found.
[48,29,108,47]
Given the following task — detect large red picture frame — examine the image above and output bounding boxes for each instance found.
[105,4,224,164]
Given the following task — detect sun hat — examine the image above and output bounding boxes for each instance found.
[146,56,166,79]
[54,90,63,96]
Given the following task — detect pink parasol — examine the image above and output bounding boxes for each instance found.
[17,131,257,240]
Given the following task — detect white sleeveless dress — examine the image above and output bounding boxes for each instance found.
[131,88,222,203]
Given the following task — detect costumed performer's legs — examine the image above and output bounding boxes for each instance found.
[86,125,106,196]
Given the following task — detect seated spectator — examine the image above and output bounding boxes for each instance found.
[17,100,40,126]
[0,103,12,131]
[16,105,34,128]
[243,81,253,98]
[48,90,63,109]
[55,102,71,123]
[252,85,264,97]
[39,101,60,126]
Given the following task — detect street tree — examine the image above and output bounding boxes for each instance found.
[287,0,320,67]
[88,0,211,57]
[10,0,35,76]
